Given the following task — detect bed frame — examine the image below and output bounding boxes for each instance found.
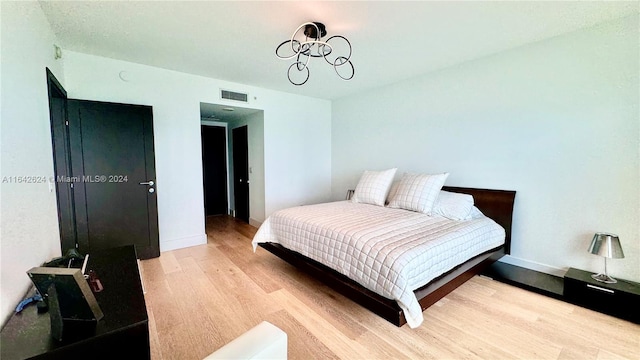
[258,186,516,327]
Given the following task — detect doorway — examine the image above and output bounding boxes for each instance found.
[199,102,265,226]
[201,125,228,216]
[47,69,160,259]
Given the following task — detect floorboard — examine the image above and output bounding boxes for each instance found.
[141,215,640,359]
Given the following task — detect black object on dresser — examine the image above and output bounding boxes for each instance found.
[564,267,640,324]
[0,245,150,359]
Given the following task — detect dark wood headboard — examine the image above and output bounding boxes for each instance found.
[442,186,516,254]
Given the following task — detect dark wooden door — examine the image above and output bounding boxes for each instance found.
[201,125,228,216]
[68,100,159,259]
[232,126,249,223]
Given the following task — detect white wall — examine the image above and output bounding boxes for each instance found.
[62,52,332,252]
[227,111,266,226]
[331,16,639,281]
[0,2,65,324]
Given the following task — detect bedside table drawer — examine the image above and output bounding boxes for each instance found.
[564,269,639,324]
[565,278,616,303]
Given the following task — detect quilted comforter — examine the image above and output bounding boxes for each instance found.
[252,201,505,328]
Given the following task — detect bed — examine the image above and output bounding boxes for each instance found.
[252,185,516,328]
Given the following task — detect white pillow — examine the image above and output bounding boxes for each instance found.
[467,206,485,219]
[351,168,397,206]
[387,173,449,214]
[385,180,399,205]
[433,191,475,220]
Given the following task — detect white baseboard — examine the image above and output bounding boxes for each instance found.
[249,218,262,228]
[498,255,567,277]
[160,233,207,252]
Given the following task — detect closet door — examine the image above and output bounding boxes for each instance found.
[68,100,159,259]
[232,125,249,223]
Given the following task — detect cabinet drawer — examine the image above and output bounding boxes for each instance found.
[564,277,639,323]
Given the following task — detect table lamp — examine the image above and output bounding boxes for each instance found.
[588,232,624,284]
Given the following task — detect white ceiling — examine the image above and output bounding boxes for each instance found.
[39,1,638,100]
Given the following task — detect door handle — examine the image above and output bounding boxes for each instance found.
[139,180,155,186]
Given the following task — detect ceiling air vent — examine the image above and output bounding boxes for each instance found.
[221,89,248,103]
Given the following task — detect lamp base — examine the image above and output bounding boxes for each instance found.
[591,273,617,284]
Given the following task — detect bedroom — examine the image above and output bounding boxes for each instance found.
[1,1,638,359]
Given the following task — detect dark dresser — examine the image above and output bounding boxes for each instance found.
[0,245,150,359]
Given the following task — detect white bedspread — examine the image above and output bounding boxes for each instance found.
[252,201,505,328]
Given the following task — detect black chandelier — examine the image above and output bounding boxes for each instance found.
[275,22,354,86]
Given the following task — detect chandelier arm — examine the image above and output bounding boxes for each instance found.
[287,62,310,86]
[289,22,322,52]
[316,42,332,58]
[333,56,355,80]
[288,22,320,56]
[299,42,312,57]
[323,35,352,65]
[294,40,321,69]
[289,23,309,53]
[276,39,303,60]
[295,52,306,71]
[298,40,332,59]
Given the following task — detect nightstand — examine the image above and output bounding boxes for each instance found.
[564,267,640,324]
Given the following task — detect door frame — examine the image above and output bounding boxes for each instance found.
[46,68,76,252]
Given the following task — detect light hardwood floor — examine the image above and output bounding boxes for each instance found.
[140,216,639,360]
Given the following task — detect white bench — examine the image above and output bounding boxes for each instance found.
[204,321,287,360]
